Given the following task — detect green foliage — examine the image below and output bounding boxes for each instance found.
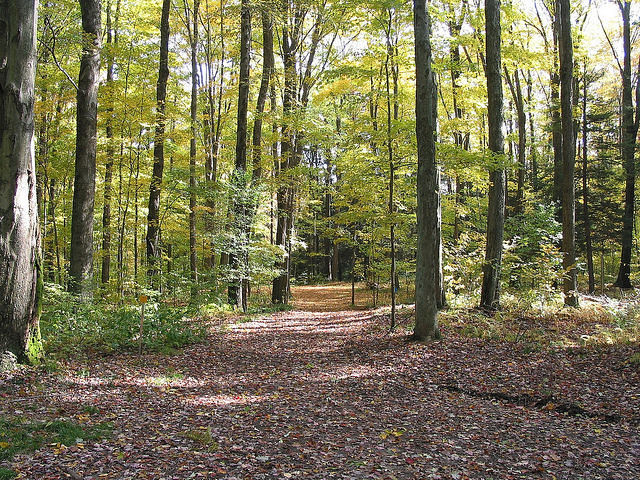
[0,417,112,462]
[26,326,43,366]
[444,232,485,301]
[502,203,563,300]
[181,427,219,452]
[40,284,206,357]
[0,468,16,480]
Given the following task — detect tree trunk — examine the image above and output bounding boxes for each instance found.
[252,11,274,181]
[559,0,578,306]
[582,65,595,294]
[614,0,639,289]
[188,0,200,297]
[505,67,526,215]
[146,0,170,286]
[385,12,397,329]
[413,0,440,341]
[480,0,506,311]
[102,0,120,285]
[551,10,562,220]
[272,10,298,304]
[0,0,42,362]
[229,0,251,309]
[69,0,101,297]
[527,71,538,191]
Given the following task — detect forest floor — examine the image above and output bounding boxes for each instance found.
[1,284,639,479]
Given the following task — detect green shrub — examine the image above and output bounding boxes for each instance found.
[40,284,206,357]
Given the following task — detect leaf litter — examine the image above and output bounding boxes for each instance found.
[0,285,638,479]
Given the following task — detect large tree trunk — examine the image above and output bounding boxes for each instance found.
[413,0,440,341]
[229,0,251,310]
[480,0,506,311]
[614,0,639,289]
[0,0,42,363]
[146,0,170,286]
[70,0,101,297]
[272,11,298,304]
[558,0,578,306]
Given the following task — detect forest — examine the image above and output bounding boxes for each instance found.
[1,0,639,478]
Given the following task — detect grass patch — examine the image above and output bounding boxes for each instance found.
[437,298,640,351]
[0,468,17,480]
[181,427,218,452]
[0,417,112,461]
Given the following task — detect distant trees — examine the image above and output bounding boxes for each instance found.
[0,0,42,362]
[12,0,640,318]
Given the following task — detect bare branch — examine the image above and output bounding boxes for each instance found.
[597,8,623,76]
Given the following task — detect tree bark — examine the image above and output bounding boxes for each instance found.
[480,0,506,311]
[504,67,526,215]
[229,0,251,310]
[0,0,42,362]
[614,0,639,289]
[582,64,595,294]
[252,11,274,181]
[551,9,562,220]
[272,7,299,304]
[559,0,578,306]
[69,0,101,297]
[146,0,170,286]
[385,10,397,330]
[102,0,119,285]
[413,0,440,341]
[188,0,200,297]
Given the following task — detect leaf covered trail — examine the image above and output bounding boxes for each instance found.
[1,285,639,479]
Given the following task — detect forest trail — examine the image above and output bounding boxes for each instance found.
[290,283,372,312]
[1,288,639,479]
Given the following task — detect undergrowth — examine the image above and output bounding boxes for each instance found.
[438,296,640,351]
[41,284,207,357]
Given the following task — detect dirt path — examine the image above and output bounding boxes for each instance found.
[1,286,639,479]
[290,283,372,312]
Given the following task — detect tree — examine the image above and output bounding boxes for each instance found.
[558,0,577,306]
[146,0,171,285]
[611,0,640,289]
[480,0,505,311]
[69,0,101,296]
[252,10,274,181]
[101,0,120,285]
[413,0,440,341]
[0,0,42,362]
[186,0,200,296]
[228,0,251,310]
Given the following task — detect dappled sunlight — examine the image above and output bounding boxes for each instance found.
[3,284,639,480]
[184,393,265,408]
